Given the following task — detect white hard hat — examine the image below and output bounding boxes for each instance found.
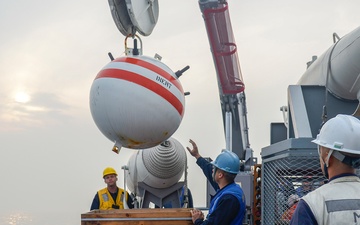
[312,114,360,155]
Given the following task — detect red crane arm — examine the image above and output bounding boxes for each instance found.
[202,3,244,94]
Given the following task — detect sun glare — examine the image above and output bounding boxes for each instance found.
[14,92,31,103]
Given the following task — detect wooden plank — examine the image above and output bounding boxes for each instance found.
[81,208,193,225]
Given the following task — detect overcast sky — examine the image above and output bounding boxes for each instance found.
[1,0,360,224]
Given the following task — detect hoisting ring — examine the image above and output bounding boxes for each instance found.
[124,34,143,56]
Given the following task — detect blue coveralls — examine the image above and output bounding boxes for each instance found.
[195,157,246,225]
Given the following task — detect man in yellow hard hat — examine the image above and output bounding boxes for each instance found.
[90,167,134,210]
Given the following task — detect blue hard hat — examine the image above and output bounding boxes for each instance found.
[211,150,240,174]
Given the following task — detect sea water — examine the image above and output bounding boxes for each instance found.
[0,211,79,225]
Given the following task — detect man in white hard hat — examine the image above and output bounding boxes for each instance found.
[290,114,360,225]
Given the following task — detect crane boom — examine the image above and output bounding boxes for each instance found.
[198,0,254,169]
[199,0,244,94]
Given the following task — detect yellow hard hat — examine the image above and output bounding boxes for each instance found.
[103,167,117,178]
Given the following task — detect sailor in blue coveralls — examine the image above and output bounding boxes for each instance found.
[187,139,246,225]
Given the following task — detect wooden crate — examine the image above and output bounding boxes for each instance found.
[81,208,193,225]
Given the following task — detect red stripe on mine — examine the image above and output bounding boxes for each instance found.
[96,68,184,117]
[114,57,184,93]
